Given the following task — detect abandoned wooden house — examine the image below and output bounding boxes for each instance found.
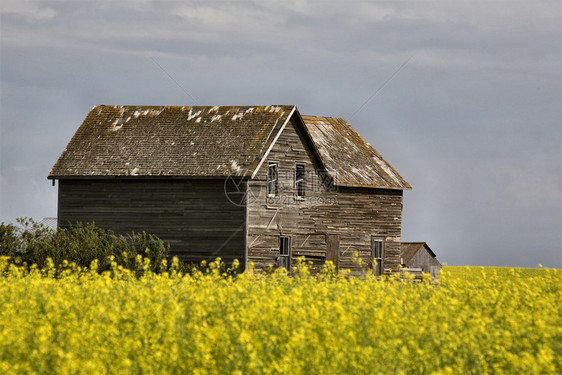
[400,242,442,278]
[48,105,412,273]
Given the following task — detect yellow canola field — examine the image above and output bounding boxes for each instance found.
[0,258,560,375]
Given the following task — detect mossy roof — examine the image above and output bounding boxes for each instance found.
[49,105,295,178]
[301,116,411,190]
[49,105,411,190]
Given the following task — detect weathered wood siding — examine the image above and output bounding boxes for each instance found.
[58,179,246,266]
[407,246,442,278]
[246,117,403,273]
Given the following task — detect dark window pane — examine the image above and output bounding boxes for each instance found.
[372,239,383,276]
[296,164,305,197]
[268,163,278,195]
[373,240,383,258]
[280,237,290,255]
[279,236,290,270]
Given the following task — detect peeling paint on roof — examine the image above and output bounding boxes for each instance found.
[230,159,241,173]
[187,108,201,121]
[301,116,411,189]
[49,105,295,178]
[265,105,281,113]
[49,105,410,190]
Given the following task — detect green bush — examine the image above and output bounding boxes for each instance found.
[0,218,170,275]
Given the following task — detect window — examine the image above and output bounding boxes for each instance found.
[318,168,336,191]
[372,238,384,277]
[295,164,305,197]
[279,236,291,271]
[267,162,278,196]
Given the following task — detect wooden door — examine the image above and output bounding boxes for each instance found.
[326,234,340,271]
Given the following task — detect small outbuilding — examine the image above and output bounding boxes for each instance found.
[400,242,441,278]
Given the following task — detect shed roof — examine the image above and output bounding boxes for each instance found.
[401,242,439,264]
[301,116,411,189]
[49,105,410,189]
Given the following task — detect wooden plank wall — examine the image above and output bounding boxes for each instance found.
[58,178,246,266]
[247,117,403,273]
[408,246,442,278]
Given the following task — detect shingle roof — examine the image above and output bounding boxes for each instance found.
[401,242,438,264]
[49,105,410,190]
[301,116,411,189]
[49,105,295,178]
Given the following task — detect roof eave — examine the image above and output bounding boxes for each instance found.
[335,183,412,190]
[48,174,251,180]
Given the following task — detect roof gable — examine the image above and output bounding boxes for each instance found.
[49,105,295,178]
[401,242,438,264]
[301,116,411,189]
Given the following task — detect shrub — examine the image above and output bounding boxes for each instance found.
[0,218,170,274]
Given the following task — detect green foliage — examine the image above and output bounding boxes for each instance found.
[0,218,169,275]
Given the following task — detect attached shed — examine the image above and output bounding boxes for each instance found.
[400,242,441,278]
[49,105,411,273]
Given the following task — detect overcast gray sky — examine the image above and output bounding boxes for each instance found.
[1,0,560,268]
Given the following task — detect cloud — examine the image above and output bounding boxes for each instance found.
[0,0,56,23]
[485,155,562,212]
[1,0,560,267]
[2,1,559,64]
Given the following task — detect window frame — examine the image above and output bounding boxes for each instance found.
[267,161,279,197]
[279,236,291,271]
[372,237,384,277]
[295,163,305,198]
